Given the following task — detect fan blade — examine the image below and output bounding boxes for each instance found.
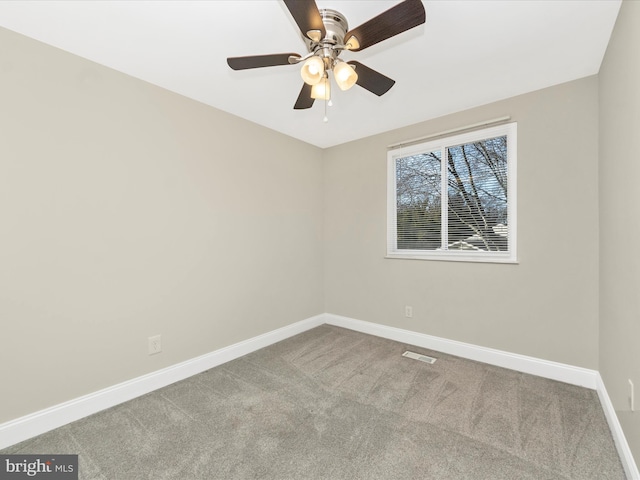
[227,53,301,70]
[348,61,395,96]
[283,0,326,42]
[344,0,425,52]
[294,83,314,109]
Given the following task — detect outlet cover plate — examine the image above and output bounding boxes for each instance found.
[148,335,161,355]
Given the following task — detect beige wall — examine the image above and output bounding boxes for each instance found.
[599,0,640,464]
[0,27,324,423]
[324,76,600,369]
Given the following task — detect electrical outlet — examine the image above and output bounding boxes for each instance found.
[405,306,413,318]
[630,379,635,412]
[148,335,161,355]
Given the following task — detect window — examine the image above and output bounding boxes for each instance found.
[387,122,517,263]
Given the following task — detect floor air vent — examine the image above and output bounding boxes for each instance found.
[402,351,437,364]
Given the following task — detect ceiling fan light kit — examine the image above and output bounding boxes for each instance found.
[226,0,426,115]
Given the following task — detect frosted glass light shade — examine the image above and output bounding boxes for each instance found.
[301,56,325,86]
[333,62,358,91]
[311,77,331,100]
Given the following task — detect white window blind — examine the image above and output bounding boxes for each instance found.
[387,122,517,263]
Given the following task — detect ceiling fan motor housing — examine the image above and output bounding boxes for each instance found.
[305,9,349,66]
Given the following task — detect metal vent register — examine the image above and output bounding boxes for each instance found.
[402,350,437,364]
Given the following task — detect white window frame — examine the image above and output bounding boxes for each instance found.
[386,122,517,263]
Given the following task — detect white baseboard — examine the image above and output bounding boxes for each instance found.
[596,374,640,480]
[323,313,598,388]
[0,314,325,451]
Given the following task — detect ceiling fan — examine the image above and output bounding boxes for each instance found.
[226,0,426,111]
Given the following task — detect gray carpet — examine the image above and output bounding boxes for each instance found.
[2,325,626,479]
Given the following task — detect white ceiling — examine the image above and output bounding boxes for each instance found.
[0,0,621,148]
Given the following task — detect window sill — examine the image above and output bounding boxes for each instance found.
[385,253,519,264]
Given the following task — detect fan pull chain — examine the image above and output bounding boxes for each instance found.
[323,88,333,123]
[323,97,328,123]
